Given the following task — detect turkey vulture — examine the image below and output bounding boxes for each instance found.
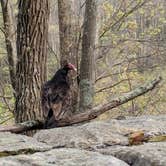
[42,62,77,128]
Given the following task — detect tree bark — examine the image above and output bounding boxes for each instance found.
[79,0,97,112]
[15,0,49,123]
[0,0,16,91]
[58,0,78,114]
[0,76,161,133]
[58,0,76,65]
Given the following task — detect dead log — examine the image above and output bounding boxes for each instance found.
[0,76,162,133]
[0,120,43,134]
[56,76,162,126]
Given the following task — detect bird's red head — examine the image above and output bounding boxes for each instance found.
[67,63,77,71]
[63,61,77,72]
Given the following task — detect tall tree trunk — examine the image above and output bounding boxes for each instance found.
[15,0,49,123]
[58,0,78,114]
[79,0,97,112]
[0,0,16,91]
[58,0,76,65]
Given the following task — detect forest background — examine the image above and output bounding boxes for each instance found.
[0,0,165,125]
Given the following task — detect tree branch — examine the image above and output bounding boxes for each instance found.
[95,79,129,93]
[99,0,148,38]
[56,76,161,126]
[0,76,162,133]
[0,120,43,133]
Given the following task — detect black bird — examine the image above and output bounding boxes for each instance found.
[42,62,77,128]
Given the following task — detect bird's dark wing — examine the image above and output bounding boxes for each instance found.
[50,102,63,120]
[42,83,69,121]
[41,85,51,119]
[50,85,70,120]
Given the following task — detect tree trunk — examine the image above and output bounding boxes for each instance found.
[58,0,78,114]
[15,0,49,123]
[58,0,76,65]
[79,0,97,112]
[0,0,16,91]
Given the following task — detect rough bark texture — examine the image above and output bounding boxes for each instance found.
[58,0,76,65]
[58,0,78,113]
[1,0,16,91]
[15,0,49,123]
[0,76,161,133]
[79,0,97,112]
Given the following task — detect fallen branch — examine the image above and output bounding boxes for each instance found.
[56,76,162,126]
[0,120,43,133]
[95,79,129,93]
[0,115,13,124]
[0,76,162,133]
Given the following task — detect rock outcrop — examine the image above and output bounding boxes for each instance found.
[0,148,129,166]
[0,115,166,166]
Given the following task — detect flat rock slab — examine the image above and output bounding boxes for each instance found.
[0,132,51,157]
[34,115,166,149]
[34,121,129,149]
[98,142,166,166]
[0,148,129,166]
[113,115,166,135]
[0,115,165,166]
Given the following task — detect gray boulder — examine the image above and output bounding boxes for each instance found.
[0,148,129,166]
[0,115,166,166]
[0,132,51,157]
[98,142,166,166]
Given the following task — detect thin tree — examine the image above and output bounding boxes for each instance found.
[79,0,97,112]
[0,0,16,91]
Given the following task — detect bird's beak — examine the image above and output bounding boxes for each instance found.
[68,63,77,72]
[73,67,77,72]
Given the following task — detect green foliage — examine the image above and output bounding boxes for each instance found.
[94,0,166,119]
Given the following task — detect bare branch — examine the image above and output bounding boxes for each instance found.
[0,80,14,113]
[96,65,158,83]
[0,26,6,34]
[0,115,13,124]
[100,0,148,38]
[0,95,13,99]
[95,79,129,93]
[47,41,60,66]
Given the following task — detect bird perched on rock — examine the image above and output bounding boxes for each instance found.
[41,62,77,128]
